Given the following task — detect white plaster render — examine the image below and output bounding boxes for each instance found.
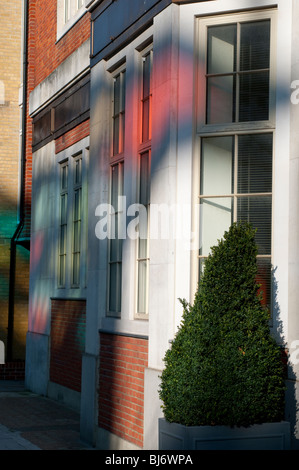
[29,39,90,117]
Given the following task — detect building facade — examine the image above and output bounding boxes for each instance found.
[0,0,29,378]
[25,0,299,449]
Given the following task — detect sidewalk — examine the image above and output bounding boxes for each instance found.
[0,380,93,450]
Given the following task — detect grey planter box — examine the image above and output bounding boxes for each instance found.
[159,418,291,450]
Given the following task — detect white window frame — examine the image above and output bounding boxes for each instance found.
[135,44,153,319]
[196,9,277,135]
[56,139,89,297]
[101,27,153,326]
[56,0,86,42]
[107,161,124,318]
[193,9,277,312]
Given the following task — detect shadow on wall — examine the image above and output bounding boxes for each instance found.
[0,193,30,363]
[273,266,299,449]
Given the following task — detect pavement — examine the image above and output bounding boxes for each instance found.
[0,380,94,451]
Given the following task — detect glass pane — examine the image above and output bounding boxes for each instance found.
[207,75,235,124]
[143,54,151,97]
[61,165,68,190]
[113,116,120,155]
[75,158,82,185]
[109,263,121,313]
[74,189,81,220]
[239,71,269,121]
[73,220,81,252]
[72,252,80,286]
[237,196,272,255]
[138,237,148,260]
[137,260,148,314]
[120,112,125,153]
[142,98,150,142]
[201,137,234,196]
[110,219,119,262]
[199,197,233,256]
[59,256,66,286]
[121,71,126,112]
[111,165,119,209]
[114,75,120,115]
[60,194,67,223]
[256,257,272,310]
[60,225,66,254]
[238,134,272,193]
[139,152,150,205]
[240,20,270,71]
[207,24,236,74]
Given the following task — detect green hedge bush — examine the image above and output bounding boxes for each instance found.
[159,222,286,427]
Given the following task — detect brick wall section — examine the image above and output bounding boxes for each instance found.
[55,120,90,154]
[0,362,25,380]
[30,1,90,88]
[0,1,22,238]
[50,299,86,393]
[98,333,149,448]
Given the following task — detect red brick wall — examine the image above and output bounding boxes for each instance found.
[30,1,90,88]
[98,333,149,448]
[55,120,90,154]
[50,299,86,393]
[0,362,25,381]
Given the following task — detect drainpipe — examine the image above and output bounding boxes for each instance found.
[7,0,29,362]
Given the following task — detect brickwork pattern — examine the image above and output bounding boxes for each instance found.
[55,120,90,154]
[31,1,90,88]
[0,1,22,238]
[50,299,86,393]
[0,361,25,380]
[98,333,149,448]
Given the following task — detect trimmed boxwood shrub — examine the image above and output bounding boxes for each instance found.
[159,222,286,427]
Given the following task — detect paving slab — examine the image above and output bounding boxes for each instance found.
[0,381,93,450]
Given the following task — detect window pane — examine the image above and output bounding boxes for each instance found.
[60,194,67,223]
[138,237,148,260]
[121,71,126,112]
[114,75,120,115]
[74,189,81,220]
[109,263,121,313]
[72,253,80,286]
[239,71,269,121]
[238,134,272,193]
[201,137,234,195]
[61,165,68,190]
[110,219,120,262]
[75,158,82,185]
[143,54,151,97]
[59,256,66,286]
[73,221,81,252]
[113,116,120,155]
[60,225,66,254]
[207,24,236,74]
[199,197,233,256]
[111,165,119,209]
[139,152,150,206]
[137,260,148,314]
[237,196,272,255]
[207,75,235,124]
[240,21,270,71]
[142,98,150,142]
